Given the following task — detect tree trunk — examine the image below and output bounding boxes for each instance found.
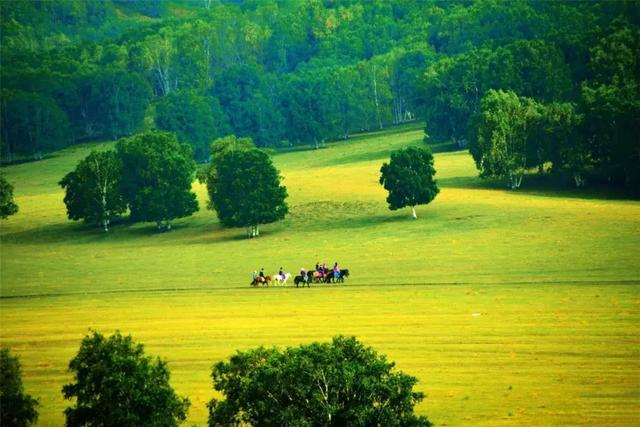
[372,65,383,130]
[411,206,417,219]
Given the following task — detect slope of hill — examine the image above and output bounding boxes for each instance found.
[1,125,639,425]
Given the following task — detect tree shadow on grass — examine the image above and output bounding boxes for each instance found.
[0,218,200,245]
[439,174,638,201]
[1,222,111,245]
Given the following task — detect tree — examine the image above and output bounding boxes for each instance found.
[471,89,538,189]
[0,89,70,161]
[117,131,199,231]
[59,150,126,231]
[208,336,432,427]
[211,147,287,237]
[379,146,439,219]
[62,331,189,427]
[0,175,19,219]
[201,135,255,196]
[155,90,230,160]
[0,348,39,427]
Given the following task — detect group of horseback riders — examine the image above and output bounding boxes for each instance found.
[251,262,349,287]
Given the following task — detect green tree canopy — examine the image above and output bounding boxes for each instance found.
[0,89,70,161]
[471,89,539,189]
[117,131,199,231]
[210,147,287,237]
[59,150,126,231]
[208,336,432,427]
[0,348,39,427]
[379,146,439,219]
[62,331,189,427]
[155,90,230,160]
[0,175,19,219]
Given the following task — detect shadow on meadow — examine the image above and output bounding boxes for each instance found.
[439,174,637,201]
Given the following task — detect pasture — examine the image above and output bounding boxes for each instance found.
[1,123,639,425]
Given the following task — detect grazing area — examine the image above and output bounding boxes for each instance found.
[1,124,639,425]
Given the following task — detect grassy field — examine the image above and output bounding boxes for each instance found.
[1,123,639,425]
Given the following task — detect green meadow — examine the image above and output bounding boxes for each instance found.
[1,124,639,425]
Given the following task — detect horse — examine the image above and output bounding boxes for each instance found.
[251,275,271,287]
[325,268,349,284]
[312,271,324,283]
[273,272,291,287]
[337,269,349,283]
[294,274,311,288]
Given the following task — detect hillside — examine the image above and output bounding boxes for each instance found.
[1,125,639,425]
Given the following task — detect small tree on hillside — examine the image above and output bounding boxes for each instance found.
[0,175,18,219]
[62,331,189,427]
[211,148,287,237]
[59,150,126,231]
[208,336,432,426]
[379,146,439,219]
[0,348,39,427]
[117,131,199,231]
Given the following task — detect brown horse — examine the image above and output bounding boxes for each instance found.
[251,275,271,287]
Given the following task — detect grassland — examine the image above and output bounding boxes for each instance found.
[1,123,639,425]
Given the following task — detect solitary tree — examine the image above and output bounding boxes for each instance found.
[379,146,439,219]
[208,336,432,426]
[117,131,199,231]
[62,331,189,427]
[0,175,18,219]
[0,348,39,427]
[59,150,126,231]
[211,148,287,237]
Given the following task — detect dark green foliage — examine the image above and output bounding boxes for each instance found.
[208,336,432,427]
[155,90,230,160]
[65,70,152,140]
[0,348,39,427]
[0,175,19,219]
[204,135,256,205]
[579,25,640,192]
[211,147,287,237]
[62,331,189,427]
[1,0,638,193]
[472,89,538,189]
[117,131,198,230]
[59,150,126,231]
[379,146,439,218]
[0,89,70,161]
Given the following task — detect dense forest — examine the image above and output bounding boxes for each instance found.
[1,0,638,190]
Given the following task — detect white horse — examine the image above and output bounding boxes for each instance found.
[273,272,291,287]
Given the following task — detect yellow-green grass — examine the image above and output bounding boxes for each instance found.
[1,284,639,426]
[1,123,639,425]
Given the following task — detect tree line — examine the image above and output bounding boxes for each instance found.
[1,0,637,192]
[1,332,432,426]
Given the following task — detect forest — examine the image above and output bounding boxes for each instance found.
[1,0,638,190]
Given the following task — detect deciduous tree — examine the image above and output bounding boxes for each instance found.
[208,336,432,427]
[59,150,126,231]
[211,147,287,237]
[379,146,439,219]
[117,131,198,231]
[0,175,19,219]
[0,348,39,427]
[62,331,189,427]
